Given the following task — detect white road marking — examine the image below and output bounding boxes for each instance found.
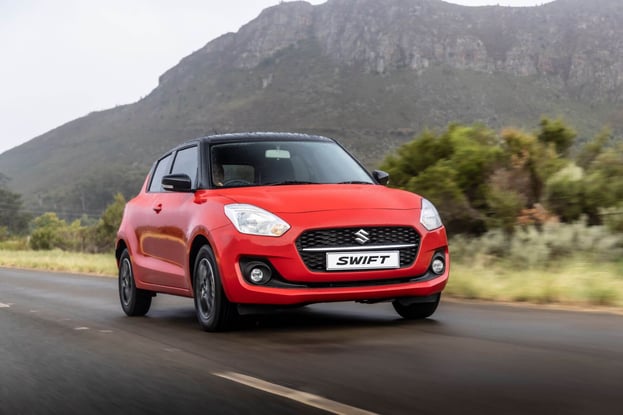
[99,330,113,333]
[213,371,378,415]
[0,302,10,308]
[74,327,89,331]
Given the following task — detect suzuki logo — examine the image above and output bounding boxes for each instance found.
[354,229,370,245]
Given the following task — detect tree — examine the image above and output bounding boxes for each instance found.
[0,173,30,235]
[406,163,484,233]
[537,117,576,157]
[581,142,623,225]
[540,133,623,226]
[93,193,126,252]
[30,213,68,250]
[380,121,578,235]
[576,128,611,170]
[499,126,567,208]
[543,164,585,223]
[380,124,502,234]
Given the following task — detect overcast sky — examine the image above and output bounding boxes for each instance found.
[0,0,554,155]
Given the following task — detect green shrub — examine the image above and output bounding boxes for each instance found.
[93,193,126,252]
[544,164,584,222]
[30,213,67,250]
[0,238,29,251]
[601,205,623,233]
[449,221,623,269]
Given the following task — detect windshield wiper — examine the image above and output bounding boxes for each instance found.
[265,180,320,186]
[336,181,373,184]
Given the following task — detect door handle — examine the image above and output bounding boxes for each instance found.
[153,203,163,213]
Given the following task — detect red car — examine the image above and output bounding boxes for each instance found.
[116,133,449,331]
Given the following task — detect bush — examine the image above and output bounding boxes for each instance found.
[544,164,584,222]
[93,193,126,252]
[29,213,90,251]
[26,194,127,253]
[449,221,623,269]
[0,237,29,251]
[30,213,67,250]
[601,205,623,233]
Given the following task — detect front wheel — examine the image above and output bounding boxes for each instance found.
[118,249,152,316]
[392,294,441,319]
[193,245,237,332]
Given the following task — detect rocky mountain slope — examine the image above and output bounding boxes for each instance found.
[1,0,622,218]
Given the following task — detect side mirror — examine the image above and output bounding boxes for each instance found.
[372,170,390,185]
[162,174,193,192]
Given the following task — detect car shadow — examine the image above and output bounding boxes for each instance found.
[112,302,447,357]
[138,300,442,335]
[238,305,441,331]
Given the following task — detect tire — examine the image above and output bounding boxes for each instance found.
[392,294,441,320]
[118,249,152,316]
[193,245,237,332]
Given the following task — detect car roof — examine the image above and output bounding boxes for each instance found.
[196,132,335,145]
[159,132,339,160]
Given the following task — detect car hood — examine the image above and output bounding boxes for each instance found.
[221,184,422,214]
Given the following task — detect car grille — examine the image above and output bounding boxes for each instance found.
[296,226,420,272]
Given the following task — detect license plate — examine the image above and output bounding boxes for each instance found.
[326,251,400,271]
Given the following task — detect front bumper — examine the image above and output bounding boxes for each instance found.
[209,210,450,306]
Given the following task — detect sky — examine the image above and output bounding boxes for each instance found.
[0,0,554,155]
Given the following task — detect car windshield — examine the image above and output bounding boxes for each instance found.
[210,140,374,188]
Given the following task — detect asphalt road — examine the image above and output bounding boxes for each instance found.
[1,268,623,415]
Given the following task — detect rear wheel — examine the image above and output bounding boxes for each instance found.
[193,245,237,332]
[118,249,152,316]
[392,294,440,319]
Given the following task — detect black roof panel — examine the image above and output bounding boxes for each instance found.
[198,132,335,144]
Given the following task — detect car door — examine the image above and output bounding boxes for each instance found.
[135,145,199,290]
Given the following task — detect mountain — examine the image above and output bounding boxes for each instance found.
[2,0,623,219]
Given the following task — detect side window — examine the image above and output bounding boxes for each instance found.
[148,154,173,192]
[170,146,199,188]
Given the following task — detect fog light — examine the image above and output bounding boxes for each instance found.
[244,262,272,285]
[250,268,265,283]
[431,258,445,275]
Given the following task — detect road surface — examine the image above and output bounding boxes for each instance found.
[1,268,623,414]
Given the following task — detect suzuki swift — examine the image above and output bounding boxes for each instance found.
[116,132,450,331]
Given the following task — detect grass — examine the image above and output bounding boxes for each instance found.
[0,249,116,276]
[446,257,623,308]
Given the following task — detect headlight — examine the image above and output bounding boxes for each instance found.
[224,204,290,237]
[420,198,443,231]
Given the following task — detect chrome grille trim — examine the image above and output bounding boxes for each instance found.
[302,244,417,252]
